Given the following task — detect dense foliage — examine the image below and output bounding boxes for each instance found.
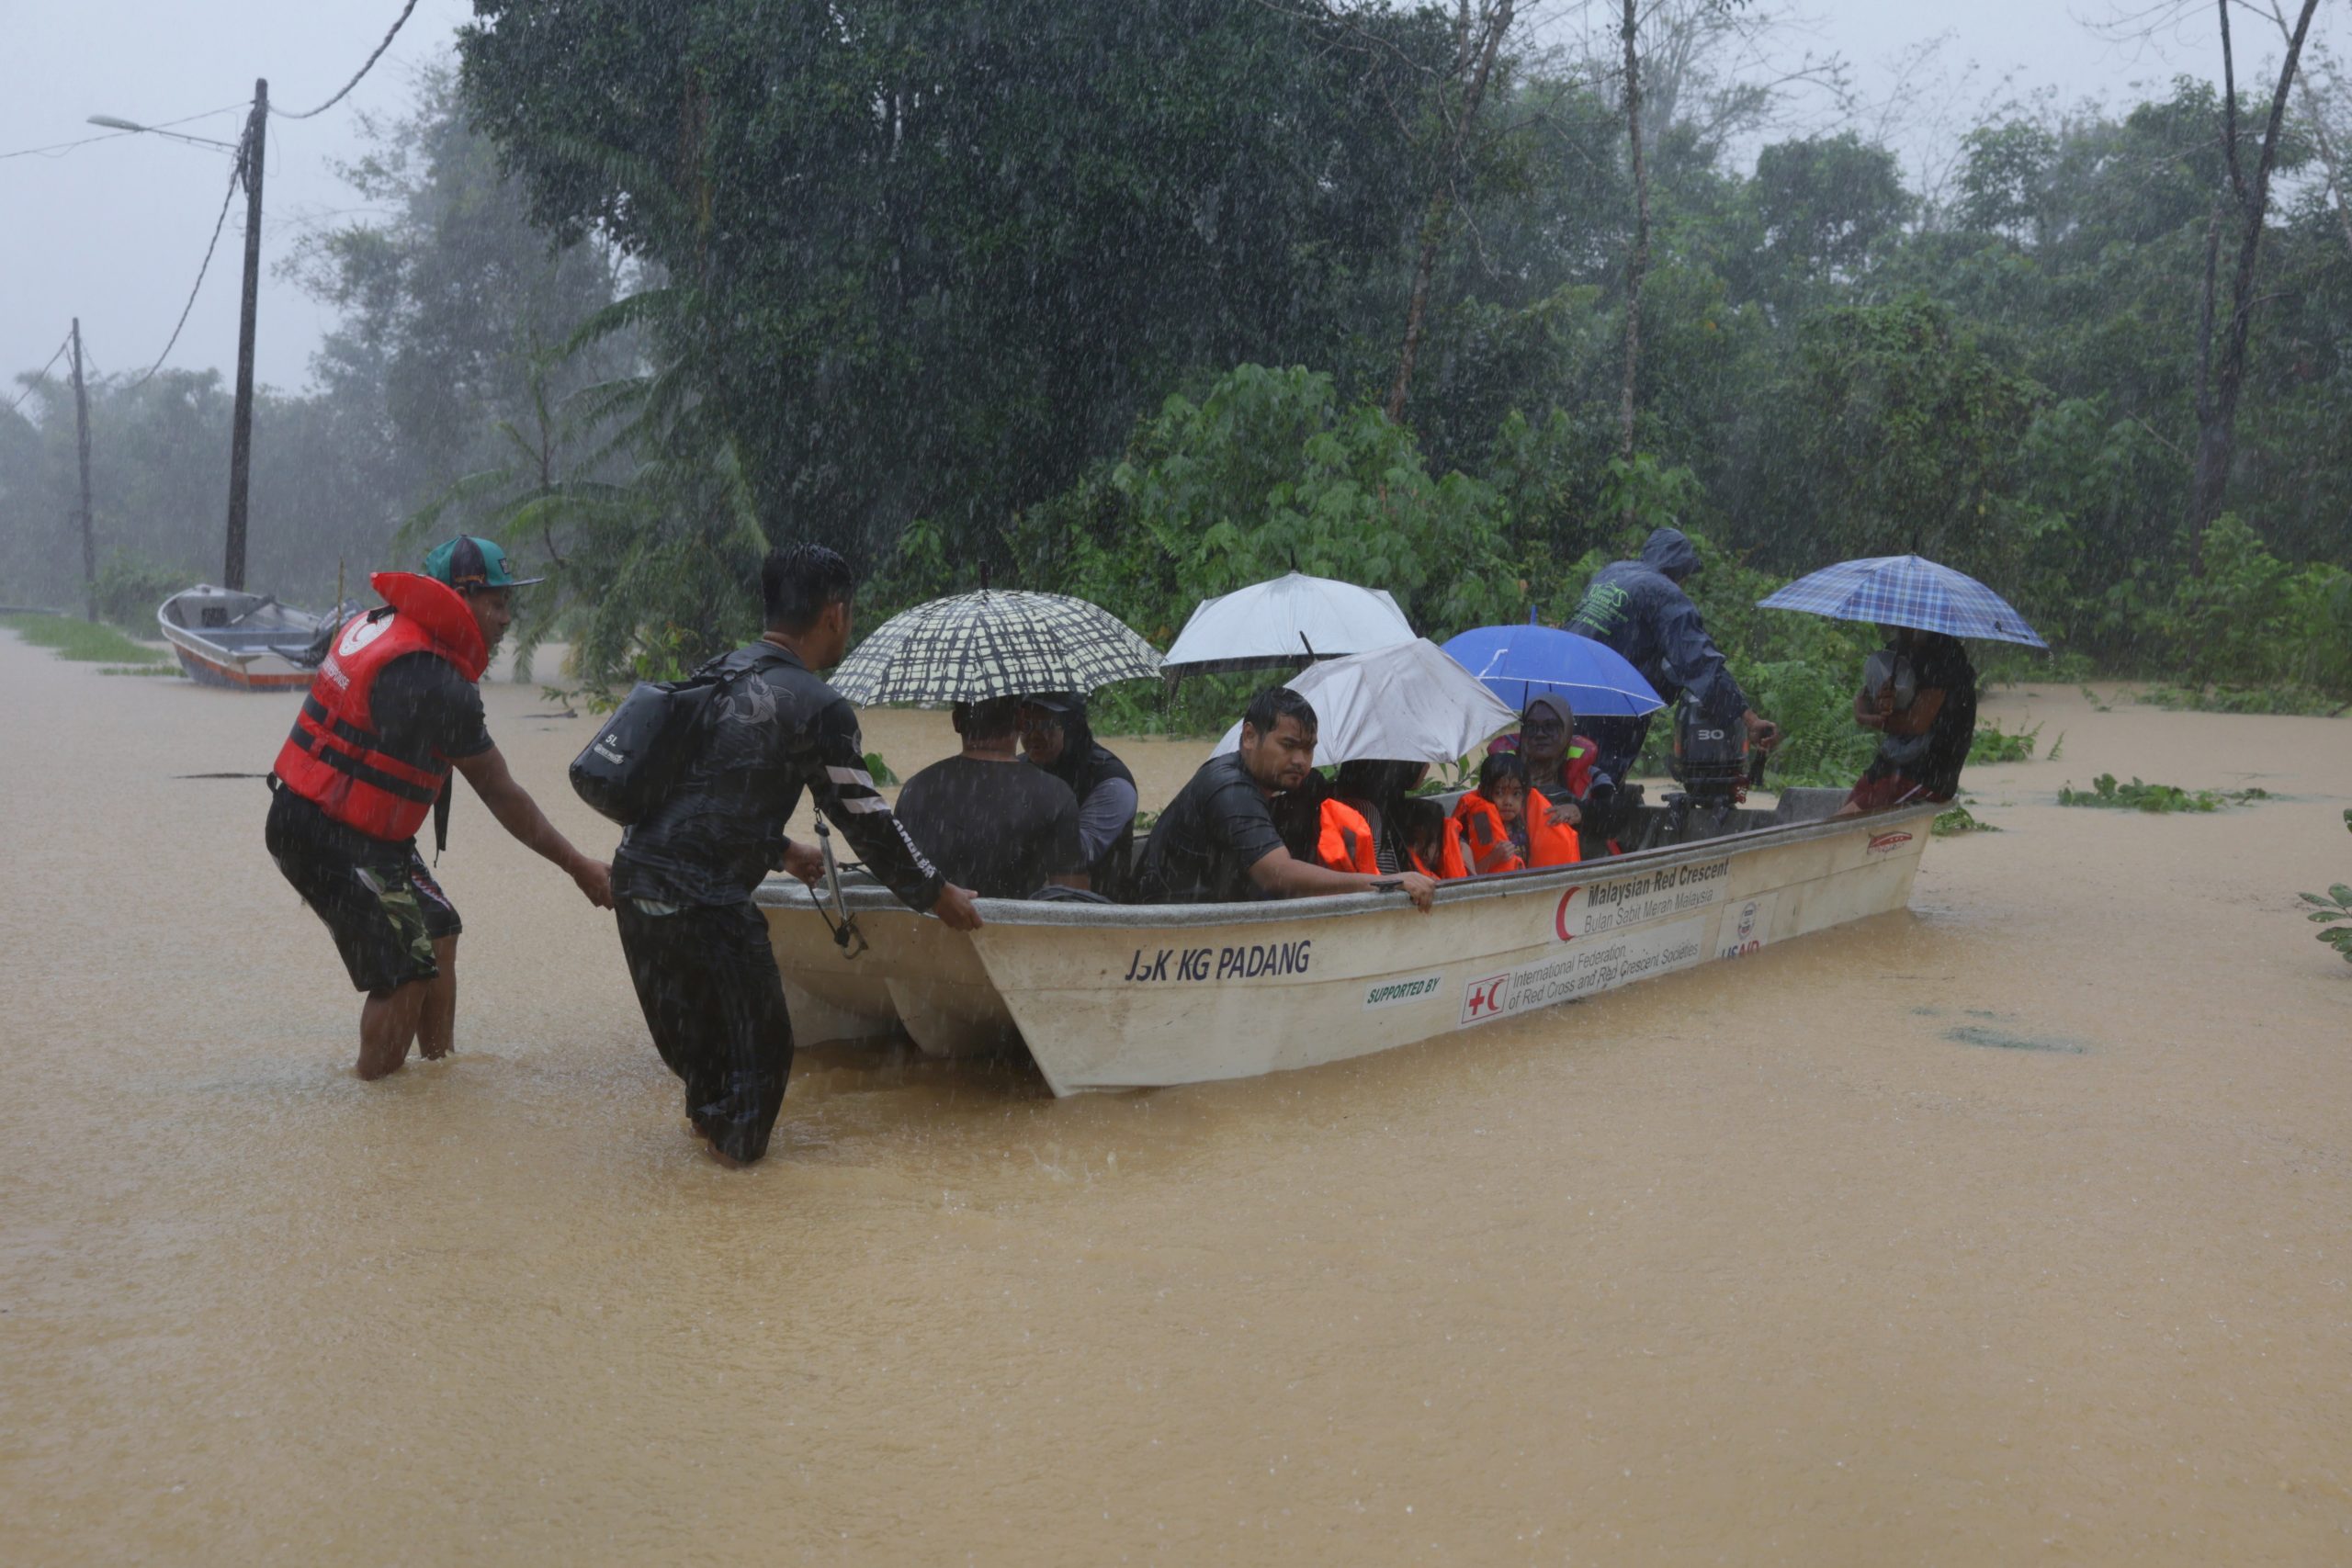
[6,6,2349,731]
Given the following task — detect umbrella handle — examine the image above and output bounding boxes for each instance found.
[813,819,866,959]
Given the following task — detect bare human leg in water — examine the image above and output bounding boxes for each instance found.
[352,937,458,1077]
[415,936,457,1060]
[356,982,428,1079]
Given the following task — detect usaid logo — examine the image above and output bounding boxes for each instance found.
[336,615,390,659]
[1459,971,1512,1024]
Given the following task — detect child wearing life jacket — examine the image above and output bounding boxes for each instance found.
[1400,796,1470,879]
[1454,754,1531,874]
[1454,752,1583,875]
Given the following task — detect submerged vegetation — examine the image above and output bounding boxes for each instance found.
[1968,723,2040,764]
[2137,683,2345,716]
[2056,773,2272,813]
[0,613,170,666]
[2301,812,2352,966]
[1932,804,2000,836]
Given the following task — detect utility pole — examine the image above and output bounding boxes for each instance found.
[70,319,96,622]
[223,78,266,592]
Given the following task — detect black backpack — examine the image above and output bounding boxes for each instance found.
[568,646,786,826]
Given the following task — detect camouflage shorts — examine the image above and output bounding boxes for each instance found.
[267,787,462,996]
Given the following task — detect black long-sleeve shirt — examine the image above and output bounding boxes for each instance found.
[611,643,943,911]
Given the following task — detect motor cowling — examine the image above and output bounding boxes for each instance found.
[1668,695,1751,804]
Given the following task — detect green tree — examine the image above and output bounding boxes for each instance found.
[459,0,1445,568]
[288,63,629,541]
[1762,295,2044,574]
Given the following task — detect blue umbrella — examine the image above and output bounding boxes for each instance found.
[1440,623,1665,718]
[1758,554,2047,648]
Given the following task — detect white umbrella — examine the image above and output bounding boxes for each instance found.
[1211,638,1518,764]
[1160,571,1415,674]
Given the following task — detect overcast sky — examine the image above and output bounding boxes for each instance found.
[1,1,2322,399]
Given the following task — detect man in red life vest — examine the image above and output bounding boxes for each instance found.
[266,536,613,1080]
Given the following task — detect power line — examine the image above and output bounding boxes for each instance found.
[0,103,247,164]
[126,141,247,389]
[6,330,74,415]
[272,0,424,120]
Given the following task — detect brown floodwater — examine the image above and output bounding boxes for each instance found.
[3,633,2348,1563]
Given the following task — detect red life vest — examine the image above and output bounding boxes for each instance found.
[1525,790,1582,867]
[273,572,489,843]
[1317,799,1379,874]
[1409,817,1470,880]
[1564,737,1597,799]
[1453,793,1526,875]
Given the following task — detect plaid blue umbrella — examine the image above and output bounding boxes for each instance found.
[1757,555,2047,649]
[1439,624,1664,718]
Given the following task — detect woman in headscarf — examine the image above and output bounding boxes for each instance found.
[1017,694,1139,899]
[1510,694,1597,818]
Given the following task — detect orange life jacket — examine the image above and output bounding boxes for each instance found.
[1409,817,1471,880]
[1525,790,1582,867]
[1453,792,1526,875]
[1317,798,1379,874]
[273,571,489,843]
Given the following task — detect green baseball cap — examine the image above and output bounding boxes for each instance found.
[423,535,544,591]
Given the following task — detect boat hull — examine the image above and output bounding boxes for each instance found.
[756,800,1939,1095]
[155,586,330,692]
[159,624,311,689]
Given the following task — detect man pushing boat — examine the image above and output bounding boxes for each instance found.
[265,536,613,1080]
[608,544,982,1167]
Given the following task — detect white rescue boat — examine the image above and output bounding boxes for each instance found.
[757,791,1938,1095]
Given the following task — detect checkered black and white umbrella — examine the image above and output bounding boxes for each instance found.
[830,590,1163,705]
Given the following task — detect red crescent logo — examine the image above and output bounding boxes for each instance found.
[1866,831,1914,854]
[1554,885,1585,942]
[337,615,389,658]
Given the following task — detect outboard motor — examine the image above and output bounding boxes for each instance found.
[1639,694,1764,846]
[1668,699,1750,802]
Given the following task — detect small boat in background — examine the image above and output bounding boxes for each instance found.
[155,585,344,691]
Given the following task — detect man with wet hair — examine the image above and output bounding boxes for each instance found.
[1137,685,1437,910]
[896,696,1088,898]
[610,542,982,1166]
[266,534,613,1082]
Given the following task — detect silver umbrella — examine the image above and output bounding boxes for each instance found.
[1209,639,1517,763]
[1160,571,1415,674]
[831,590,1162,705]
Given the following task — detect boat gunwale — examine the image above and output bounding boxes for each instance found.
[157,589,323,667]
[754,797,1941,931]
